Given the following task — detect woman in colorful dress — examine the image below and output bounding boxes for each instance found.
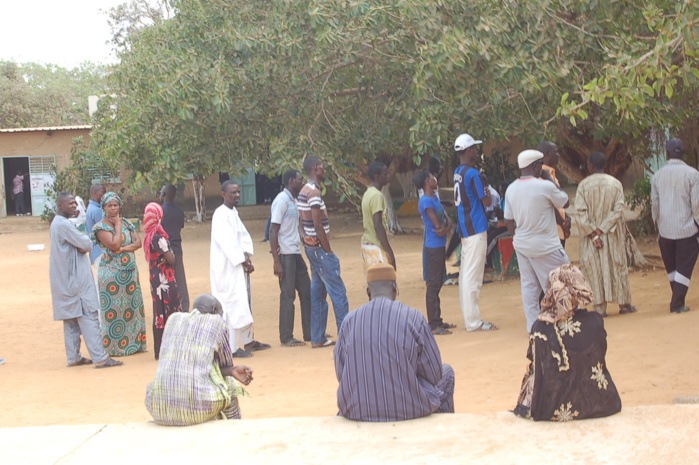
[414,170,456,335]
[91,192,146,356]
[143,202,182,359]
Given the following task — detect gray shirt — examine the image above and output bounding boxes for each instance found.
[50,215,100,320]
[270,188,302,255]
[651,159,699,240]
[504,176,568,257]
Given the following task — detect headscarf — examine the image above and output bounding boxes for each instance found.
[143,202,168,262]
[101,191,122,208]
[538,264,593,324]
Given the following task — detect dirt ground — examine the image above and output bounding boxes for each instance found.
[0,207,697,428]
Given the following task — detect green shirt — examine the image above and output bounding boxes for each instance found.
[361,186,388,247]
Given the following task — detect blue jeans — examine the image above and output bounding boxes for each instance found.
[304,246,349,344]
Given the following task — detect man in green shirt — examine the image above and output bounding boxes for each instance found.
[361,162,396,274]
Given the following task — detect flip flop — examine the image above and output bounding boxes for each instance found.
[619,305,638,315]
[671,306,691,314]
[281,338,306,347]
[469,321,498,332]
[244,340,272,352]
[312,339,335,349]
[95,358,123,369]
[67,357,92,367]
[441,322,457,329]
[233,348,254,358]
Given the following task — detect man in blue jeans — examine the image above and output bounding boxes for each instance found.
[297,156,349,348]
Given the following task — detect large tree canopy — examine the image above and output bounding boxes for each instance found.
[0,61,110,128]
[95,0,699,196]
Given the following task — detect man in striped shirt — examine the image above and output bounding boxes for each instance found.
[651,138,699,314]
[334,263,455,422]
[297,157,349,348]
[145,294,253,426]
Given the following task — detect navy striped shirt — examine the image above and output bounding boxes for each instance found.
[334,297,445,421]
[453,165,488,237]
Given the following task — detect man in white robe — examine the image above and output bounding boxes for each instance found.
[211,181,271,357]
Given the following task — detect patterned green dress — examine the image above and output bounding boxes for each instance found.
[91,219,147,356]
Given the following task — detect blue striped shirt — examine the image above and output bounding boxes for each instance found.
[453,165,488,237]
[334,297,445,421]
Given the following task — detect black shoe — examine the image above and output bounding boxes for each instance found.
[244,340,271,352]
[233,348,253,358]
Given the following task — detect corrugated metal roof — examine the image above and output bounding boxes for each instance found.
[0,125,93,133]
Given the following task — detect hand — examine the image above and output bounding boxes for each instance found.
[157,236,169,252]
[540,169,553,182]
[243,259,254,274]
[273,260,283,278]
[230,365,253,385]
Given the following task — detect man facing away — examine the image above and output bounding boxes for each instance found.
[85,183,106,270]
[269,169,311,347]
[360,161,396,273]
[651,138,699,314]
[49,191,122,368]
[537,141,571,247]
[334,263,455,422]
[12,170,30,215]
[160,184,190,312]
[575,152,636,316]
[210,180,271,357]
[297,156,349,348]
[505,150,570,332]
[453,133,497,331]
[145,294,254,425]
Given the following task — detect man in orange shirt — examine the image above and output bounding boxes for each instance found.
[537,142,571,247]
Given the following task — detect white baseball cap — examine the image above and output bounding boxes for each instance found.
[517,149,544,169]
[454,133,482,151]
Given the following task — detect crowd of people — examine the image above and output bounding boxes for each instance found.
[47,134,696,427]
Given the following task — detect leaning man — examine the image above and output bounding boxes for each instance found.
[145,294,254,426]
[334,263,455,421]
[49,192,122,369]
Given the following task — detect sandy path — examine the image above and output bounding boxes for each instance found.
[0,210,697,427]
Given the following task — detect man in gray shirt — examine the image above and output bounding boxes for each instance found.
[505,150,570,331]
[270,169,311,346]
[50,192,122,368]
[651,138,699,314]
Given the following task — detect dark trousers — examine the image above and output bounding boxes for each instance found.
[658,234,699,311]
[174,253,189,312]
[14,192,27,215]
[279,253,312,343]
[425,246,446,329]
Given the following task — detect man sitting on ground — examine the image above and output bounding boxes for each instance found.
[334,263,455,421]
[145,294,254,426]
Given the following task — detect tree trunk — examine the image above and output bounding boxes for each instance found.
[382,185,404,234]
[192,175,206,223]
[394,170,417,199]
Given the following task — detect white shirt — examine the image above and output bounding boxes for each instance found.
[504,176,568,257]
[651,159,699,240]
[270,188,302,255]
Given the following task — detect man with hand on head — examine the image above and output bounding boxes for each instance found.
[505,150,570,332]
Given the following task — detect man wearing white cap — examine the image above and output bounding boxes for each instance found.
[504,149,570,332]
[453,134,497,331]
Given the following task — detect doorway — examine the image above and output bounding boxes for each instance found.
[3,156,31,216]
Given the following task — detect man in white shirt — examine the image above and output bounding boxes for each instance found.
[211,181,271,357]
[651,138,699,314]
[270,169,311,346]
[505,150,570,331]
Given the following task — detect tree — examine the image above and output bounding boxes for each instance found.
[0,61,110,128]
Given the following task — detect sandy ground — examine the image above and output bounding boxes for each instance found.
[0,207,697,428]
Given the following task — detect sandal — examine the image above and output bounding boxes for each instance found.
[469,321,498,332]
[95,358,123,369]
[281,338,306,347]
[441,322,457,329]
[67,357,92,367]
[432,327,452,335]
[619,305,638,315]
[671,306,691,314]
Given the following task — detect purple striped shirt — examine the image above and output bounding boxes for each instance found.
[334,297,445,421]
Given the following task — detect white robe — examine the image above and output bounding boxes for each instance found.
[210,204,254,337]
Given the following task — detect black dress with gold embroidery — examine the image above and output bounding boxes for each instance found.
[514,309,621,421]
